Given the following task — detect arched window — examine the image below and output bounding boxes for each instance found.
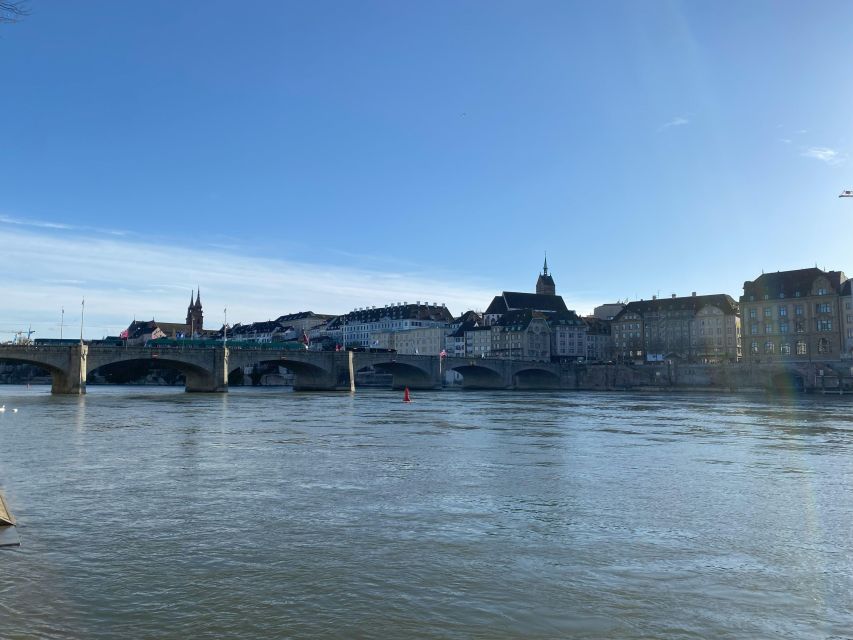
[764,341,775,354]
[780,343,791,355]
[796,341,807,355]
[751,341,759,354]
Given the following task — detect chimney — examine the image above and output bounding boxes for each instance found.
[671,293,676,298]
[692,292,696,297]
[652,295,657,300]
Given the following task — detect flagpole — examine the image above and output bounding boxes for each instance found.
[79,298,85,345]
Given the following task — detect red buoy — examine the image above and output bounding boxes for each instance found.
[403,387,411,403]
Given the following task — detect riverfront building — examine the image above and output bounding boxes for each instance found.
[612,293,741,363]
[340,302,454,348]
[740,268,847,363]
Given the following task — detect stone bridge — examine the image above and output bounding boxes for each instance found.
[0,344,572,394]
[1,344,847,395]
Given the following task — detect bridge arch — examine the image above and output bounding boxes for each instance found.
[447,363,507,389]
[513,366,560,389]
[365,359,435,389]
[87,354,221,392]
[230,356,338,389]
[0,352,69,393]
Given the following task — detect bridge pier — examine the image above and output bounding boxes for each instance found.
[51,344,88,395]
[184,348,229,393]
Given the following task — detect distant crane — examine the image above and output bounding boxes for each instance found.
[0,327,35,345]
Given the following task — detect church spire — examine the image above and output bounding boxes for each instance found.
[195,287,201,308]
[190,289,194,307]
[536,253,556,296]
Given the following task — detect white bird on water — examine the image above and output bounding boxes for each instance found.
[12,408,18,413]
[0,405,5,412]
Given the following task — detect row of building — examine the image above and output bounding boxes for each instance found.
[126,262,853,365]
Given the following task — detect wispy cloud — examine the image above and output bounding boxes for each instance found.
[801,146,845,166]
[0,213,129,236]
[0,227,496,339]
[657,116,689,132]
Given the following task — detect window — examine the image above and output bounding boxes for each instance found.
[765,323,773,334]
[796,341,807,355]
[763,294,769,300]
[816,303,831,314]
[751,341,759,354]
[764,308,772,318]
[795,291,801,297]
[750,324,759,335]
[764,341,774,354]
[795,320,805,333]
[795,304,804,316]
[779,322,788,333]
[749,308,757,319]
[778,306,787,317]
[817,319,833,332]
[781,343,791,355]
[818,288,828,296]
[818,338,829,354]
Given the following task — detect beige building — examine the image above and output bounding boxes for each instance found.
[612,293,740,363]
[369,326,447,355]
[491,310,551,361]
[741,268,847,363]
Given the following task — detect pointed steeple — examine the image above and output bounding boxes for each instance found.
[190,289,194,307]
[195,287,201,308]
[536,253,556,296]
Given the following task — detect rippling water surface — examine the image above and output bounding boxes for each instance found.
[1,386,853,639]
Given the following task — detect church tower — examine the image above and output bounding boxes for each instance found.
[536,255,556,295]
[186,289,204,335]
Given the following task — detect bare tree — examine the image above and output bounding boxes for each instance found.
[0,1,29,24]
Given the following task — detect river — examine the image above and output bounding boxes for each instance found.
[1,386,852,638]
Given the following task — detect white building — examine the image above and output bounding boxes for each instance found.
[341,302,454,348]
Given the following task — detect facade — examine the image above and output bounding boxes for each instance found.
[593,303,626,321]
[584,317,613,362]
[491,310,551,361]
[842,280,853,359]
[341,302,454,348]
[465,326,492,358]
[612,293,740,363]
[274,311,334,334]
[374,326,447,355]
[227,320,297,343]
[445,311,483,358]
[549,311,588,361]
[740,268,847,363]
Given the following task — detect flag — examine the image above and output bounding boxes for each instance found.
[119,329,129,339]
[439,349,447,358]
[300,330,310,345]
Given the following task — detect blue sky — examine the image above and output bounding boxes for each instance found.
[2,1,852,338]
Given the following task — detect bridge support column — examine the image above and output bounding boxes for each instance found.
[51,344,88,395]
[185,348,229,393]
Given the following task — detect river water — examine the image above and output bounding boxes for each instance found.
[1,386,852,639]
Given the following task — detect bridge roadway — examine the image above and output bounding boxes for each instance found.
[0,344,567,394]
